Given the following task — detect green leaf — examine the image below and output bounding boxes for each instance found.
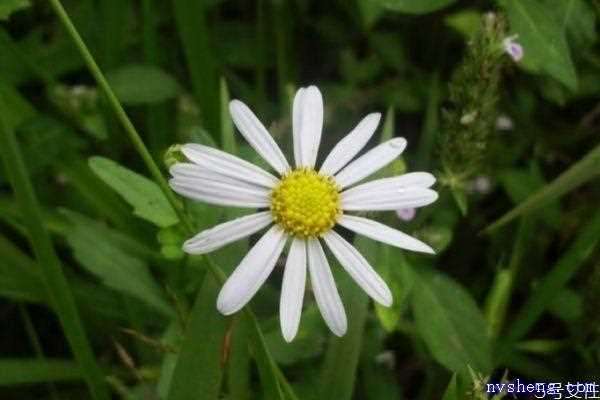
[374,246,413,332]
[106,64,181,105]
[319,235,374,400]
[246,310,285,400]
[227,317,250,400]
[88,156,178,228]
[441,374,458,400]
[445,10,482,38]
[0,359,82,385]
[0,0,30,21]
[411,268,492,378]
[0,85,110,400]
[220,77,236,153]
[172,0,221,139]
[62,210,173,316]
[167,274,228,400]
[264,307,326,365]
[485,142,600,232]
[506,208,600,342]
[503,0,577,89]
[0,234,45,303]
[561,0,597,51]
[371,0,457,14]
[0,79,35,130]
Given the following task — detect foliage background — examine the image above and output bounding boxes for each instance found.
[0,0,599,399]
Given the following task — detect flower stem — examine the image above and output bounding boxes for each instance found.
[48,1,297,397]
[47,0,193,234]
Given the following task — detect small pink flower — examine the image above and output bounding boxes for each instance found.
[503,36,524,62]
[396,208,416,221]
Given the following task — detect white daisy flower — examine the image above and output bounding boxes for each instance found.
[169,86,438,342]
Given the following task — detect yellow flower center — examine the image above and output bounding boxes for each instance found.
[270,168,341,238]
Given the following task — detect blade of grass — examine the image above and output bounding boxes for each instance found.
[97,0,126,68]
[220,77,237,154]
[172,0,221,141]
[167,274,228,400]
[417,72,441,169]
[141,0,170,154]
[484,218,535,340]
[227,317,250,400]
[484,141,600,233]
[0,359,83,386]
[47,3,297,397]
[19,305,61,400]
[505,208,600,343]
[246,310,285,400]
[272,0,292,103]
[255,0,267,109]
[0,88,110,400]
[319,244,370,400]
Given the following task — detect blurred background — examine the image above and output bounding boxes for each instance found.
[0,0,599,399]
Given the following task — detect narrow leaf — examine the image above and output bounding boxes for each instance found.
[411,268,492,378]
[88,156,178,228]
[167,274,228,400]
[485,142,600,232]
[374,0,457,14]
[0,359,82,385]
[172,0,221,139]
[319,235,374,400]
[441,374,458,400]
[0,0,30,21]
[0,234,45,303]
[106,64,181,105]
[506,208,600,342]
[62,210,172,316]
[0,85,110,400]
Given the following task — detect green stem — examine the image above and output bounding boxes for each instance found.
[0,89,110,400]
[47,0,193,234]
[49,2,297,397]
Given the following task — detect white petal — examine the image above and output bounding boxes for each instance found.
[320,113,381,176]
[292,87,306,167]
[181,144,278,188]
[334,138,407,189]
[340,172,436,203]
[280,238,307,342]
[170,163,266,191]
[341,187,438,211]
[294,86,323,168]
[307,238,347,336]
[217,226,287,315]
[169,176,270,208]
[229,100,290,175]
[337,214,435,254]
[323,231,392,306]
[183,211,273,254]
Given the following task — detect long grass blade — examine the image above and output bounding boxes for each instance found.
[0,359,83,386]
[0,87,110,400]
[167,274,228,400]
[172,0,221,140]
[485,141,600,232]
[506,208,600,343]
